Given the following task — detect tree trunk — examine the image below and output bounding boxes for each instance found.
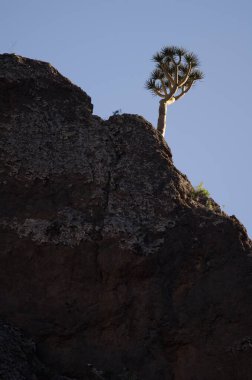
[157,99,168,136]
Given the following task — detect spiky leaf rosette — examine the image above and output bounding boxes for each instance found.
[145,45,204,101]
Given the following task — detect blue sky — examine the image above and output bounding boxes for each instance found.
[1,0,251,236]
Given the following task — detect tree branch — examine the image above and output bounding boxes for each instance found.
[174,81,194,101]
[175,64,179,85]
[160,63,176,86]
[160,78,169,96]
[179,63,192,87]
[167,80,179,100]
[154,88,166,98]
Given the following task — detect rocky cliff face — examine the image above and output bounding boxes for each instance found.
[0,54,252,380]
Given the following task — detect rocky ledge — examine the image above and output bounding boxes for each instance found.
[0,54,252,380]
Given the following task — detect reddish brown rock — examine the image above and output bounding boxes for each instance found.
[0,54,252,380]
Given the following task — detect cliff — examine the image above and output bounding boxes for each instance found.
[0,54,252,380]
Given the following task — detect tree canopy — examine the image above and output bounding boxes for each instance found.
[145,46,204,103]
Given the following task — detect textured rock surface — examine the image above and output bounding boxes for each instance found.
[1,54,252,380]
[0,322,76,380]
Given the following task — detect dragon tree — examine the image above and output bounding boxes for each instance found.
[145,46,204,137]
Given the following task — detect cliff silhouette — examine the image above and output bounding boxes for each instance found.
[0,54,252,380]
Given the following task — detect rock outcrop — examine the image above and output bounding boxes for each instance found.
[0,54,252,380]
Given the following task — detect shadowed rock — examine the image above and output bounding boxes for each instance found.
[0,54,252,380]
